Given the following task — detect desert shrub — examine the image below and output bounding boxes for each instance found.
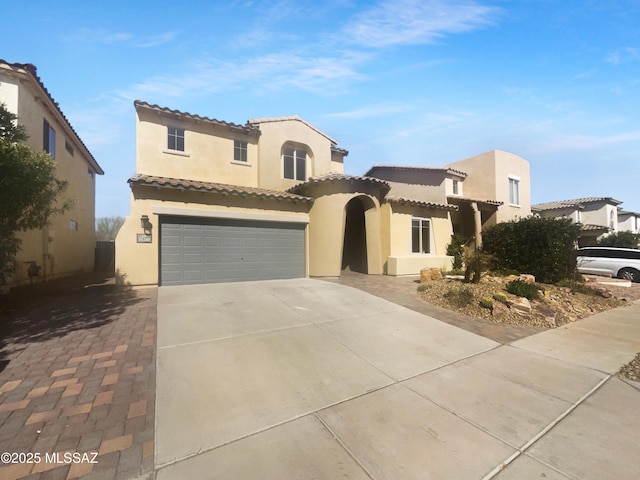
[479,297,494,309]
[596,231,640,248]
[417,283,429,292]
[463,247,494,283]
[493,292,508,303]
[443,287,475,307]
[505,280,540,300]
[490,268,520,277]
[446,234,469,270]
[482,217,580,284]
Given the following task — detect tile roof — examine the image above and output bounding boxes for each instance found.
[0,60,104,175]
[579,223,610,232]
[532,197,623,211]
[134,101,260,135]
[365,164,467,178]
[331,145,349,156]
[288,173,390,193]
[447,196,503,206]
[128,174,313,204]
[386,196,458,211]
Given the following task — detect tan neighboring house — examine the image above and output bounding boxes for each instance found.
[0,60,104,287]
[618,209,640,234]
[531,197,623,246]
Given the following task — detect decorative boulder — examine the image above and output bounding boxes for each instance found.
[508,297,532,316]
[519,274,536,284]
[420,268,442,283]
[492,301,510,319]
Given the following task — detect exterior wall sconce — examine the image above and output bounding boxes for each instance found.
[140,215,152,233]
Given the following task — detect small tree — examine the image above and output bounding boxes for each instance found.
[596,231,640,248]
[0,103,72,285]
[96,216,125,241]
[446,234,468,271]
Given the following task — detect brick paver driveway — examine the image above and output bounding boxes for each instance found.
[0,274,157,480]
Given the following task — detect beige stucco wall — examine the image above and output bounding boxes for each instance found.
[253,118,336,191]
[1,70,97,286]
[384,203,454,275]
[115,187,310,285]
[447,150,531,222]
[136,108,260,187]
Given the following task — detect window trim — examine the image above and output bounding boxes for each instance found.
[411,217,433,254]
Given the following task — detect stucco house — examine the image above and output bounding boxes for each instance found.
[0,60,104,287]
[531,197,623,246]
[116,101,531,286]
[618,209,640,234]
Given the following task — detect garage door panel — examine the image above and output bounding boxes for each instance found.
[160,216,305,286]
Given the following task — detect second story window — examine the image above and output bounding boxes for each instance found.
[283,147,306,181]
[452,179,459,195]
[43,119,56,159]
[509,177,520,206]
[234,140,247,162]
[167,126,185,152]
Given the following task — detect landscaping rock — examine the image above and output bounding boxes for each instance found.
[519,274,536,284]
[593,286,613,298]
[492,301,510,319]
[507,297,532,316]
[420,268,442,283]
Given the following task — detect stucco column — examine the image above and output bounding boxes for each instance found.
[471,202,482,247]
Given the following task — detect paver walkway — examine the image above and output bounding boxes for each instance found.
[0,274,157,480]
[323,271,544,343]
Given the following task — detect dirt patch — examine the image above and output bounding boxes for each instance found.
[417,275,633,329]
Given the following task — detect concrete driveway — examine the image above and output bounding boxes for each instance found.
[155,278,640,479]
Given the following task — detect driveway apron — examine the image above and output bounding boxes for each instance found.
[155,278,640,480]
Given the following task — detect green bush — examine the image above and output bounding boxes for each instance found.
[443,287,475,307]
[596,231,640,248]
[479,297,494,309]
[446,235,469,271]
[482,217,580,283]
[493,292,508,303]
[505,280,540,300]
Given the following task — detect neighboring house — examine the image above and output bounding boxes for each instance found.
[0,60,104,287]
[531,197,623,246]
[618,209,640,234]
[116,101,464,285]
[365,149,530,247]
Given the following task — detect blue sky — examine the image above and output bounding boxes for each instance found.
[3,0,639,217]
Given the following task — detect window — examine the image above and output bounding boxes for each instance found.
[43,119,56,159]
[167,127,185,151]
[411,218,431,254]
[283,147,306,181]
[69,220,78,231]
[452,179,459,195]
[65,140,74,156]
[234,140,248,162]
[508,177,520,205]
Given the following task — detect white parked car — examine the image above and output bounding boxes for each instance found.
[576,247,640,283]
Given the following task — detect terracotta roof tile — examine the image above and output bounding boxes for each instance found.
[532,197,623,211]
[365,164,467,178]
[579,223,610,232]
[447,195,503,206]
[288,173,390,193]
[128,174,313,203]
[134,101,260,135]
[386,196,458,211]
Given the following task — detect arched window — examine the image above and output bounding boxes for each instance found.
[283,145,308,181]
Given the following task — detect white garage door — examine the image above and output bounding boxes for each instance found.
[160,216,306,286]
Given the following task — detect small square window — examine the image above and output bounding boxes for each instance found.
[69,220,78,231]
[168,127,185,151]
[65,140,74,156]
[234,140,248,162]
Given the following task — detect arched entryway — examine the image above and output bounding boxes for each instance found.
[342,196,373,273]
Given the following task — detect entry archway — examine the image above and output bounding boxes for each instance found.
[341,196,376,273]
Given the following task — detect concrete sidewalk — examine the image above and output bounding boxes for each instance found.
[155,279,640,479]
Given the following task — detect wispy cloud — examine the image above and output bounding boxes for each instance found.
[114,51,369,102]
[66,28,176,48]
[541,130,640,152]
[605,47,640,65]
[344,0,501,48]
[324,103,413,119]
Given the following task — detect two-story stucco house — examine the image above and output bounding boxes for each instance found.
[618,209,640,234]
[116,102,534,286]
[531,197,623,246]
[0,60,104,287]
